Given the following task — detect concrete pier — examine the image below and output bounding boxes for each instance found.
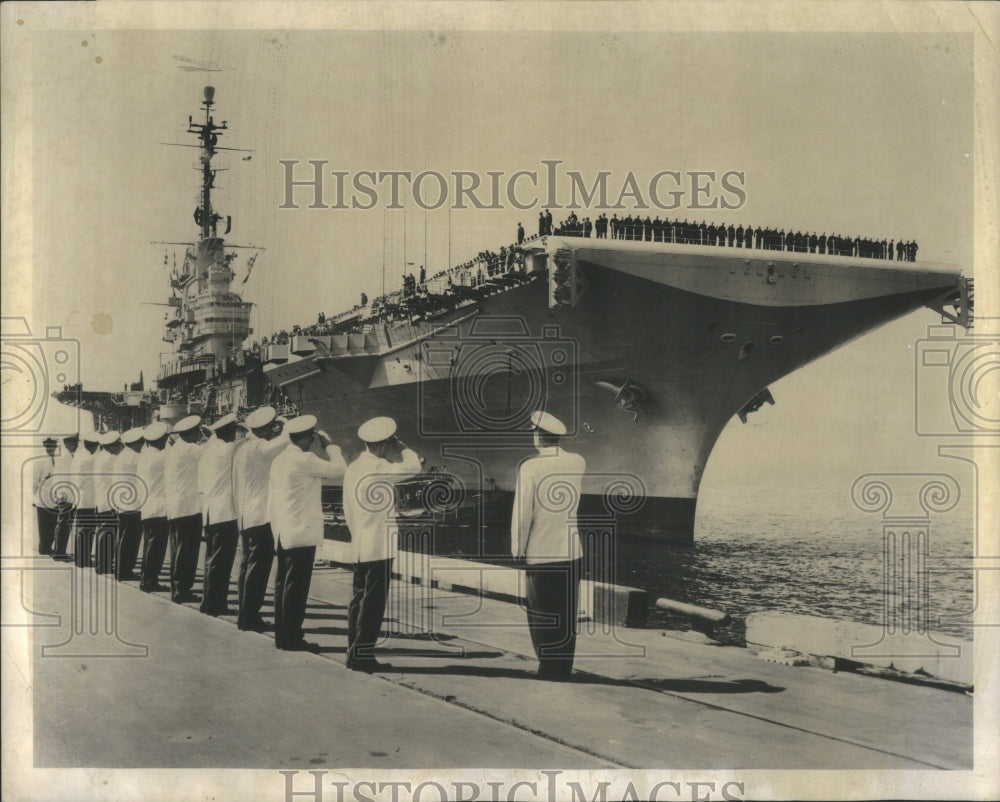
[10,546,972,774]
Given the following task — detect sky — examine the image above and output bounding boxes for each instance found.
[5,16,990,500]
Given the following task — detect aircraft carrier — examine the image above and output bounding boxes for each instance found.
[263,234,972,543]
[54,85,974,544]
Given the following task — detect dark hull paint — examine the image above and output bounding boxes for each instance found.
[267,244,962,542]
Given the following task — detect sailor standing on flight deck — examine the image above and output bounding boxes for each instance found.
[137,421,170,592]
[164,415,203,602]
[94,431,123,575]
[343,416,422,671]
[198,413,241,616]
[511,410,586,681]
[113,428,146,581]
[72,433,100,568]
[233,406,287,632]
[268,415,346,651]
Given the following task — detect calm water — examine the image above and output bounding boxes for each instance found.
[419,487,976,647]
[617,488,975,644]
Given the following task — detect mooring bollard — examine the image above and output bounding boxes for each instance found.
[655,597,731,636]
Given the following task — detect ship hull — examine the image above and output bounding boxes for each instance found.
[266,239,964,543]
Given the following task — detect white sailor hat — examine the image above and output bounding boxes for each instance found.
[530,410,566,436]
[286,414,318,436]
[143,421,169,441]
[211,412,238,431]
[245,406,277,430]
[358,416,397,443]
[82,432,101,444]
[172,415,202,434]
[100,431,121,446]
[122,427,144,445]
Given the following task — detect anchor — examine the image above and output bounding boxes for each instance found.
[596,378,646,422]
[737,387,775,423]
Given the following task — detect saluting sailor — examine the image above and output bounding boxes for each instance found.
[52,433,79,561]
[114,428,145,581]
[137,421,170,592]
[164,415,203,602]
[198,412,241,617]
[343,416,422,672]
[94,430,124,574]
[73,433,100,568]
[232,406,287,632]
[511,411,586,681]
[267,414,346,652]
[32,437,59,556]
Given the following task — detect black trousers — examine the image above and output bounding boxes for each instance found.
[140,516,169,591]
[94,511,118,574]
[200,520,239,616]
[35,506,58,555]
[73,508,98,568]
[273,544,316,649]
[115,511,142,580]
[347,559,393,666]
[168,513,202,599]
[524,559,582,678]
[53,503,74,556]
[237,523,275,629]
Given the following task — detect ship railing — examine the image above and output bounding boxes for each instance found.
[158,353,214,379]
[291,239,533,348]
[275,266,529,357]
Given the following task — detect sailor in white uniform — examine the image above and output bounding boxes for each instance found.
[94,430,123,574]
[267,414,346,651]
[72,433,100,568]
[198,412,241,616]
[343,416,422,671]
[114,428,145,581]
[511,410,586,680]
[52,433,79,560]
[32,437,59,555]
[232,406,286,632]
[137,421,170,592]
[164,415,203,601]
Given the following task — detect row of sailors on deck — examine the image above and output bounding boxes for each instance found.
[547,214,919,261]
[31,410,585,678]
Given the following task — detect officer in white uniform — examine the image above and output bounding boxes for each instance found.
[511,410,586,680]
[233,406,286,632]
[198,412,240,617]
[73,433,100,568]
[164,415,203,601]
[32,437,59,555]
[343,416,422,671]
[94,431,124,574]
[114,428,145,581]
[52,433,79,560]
[137,421,170,592]
[267,414,346,651]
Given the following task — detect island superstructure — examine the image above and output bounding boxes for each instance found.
[55,86,270,431]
